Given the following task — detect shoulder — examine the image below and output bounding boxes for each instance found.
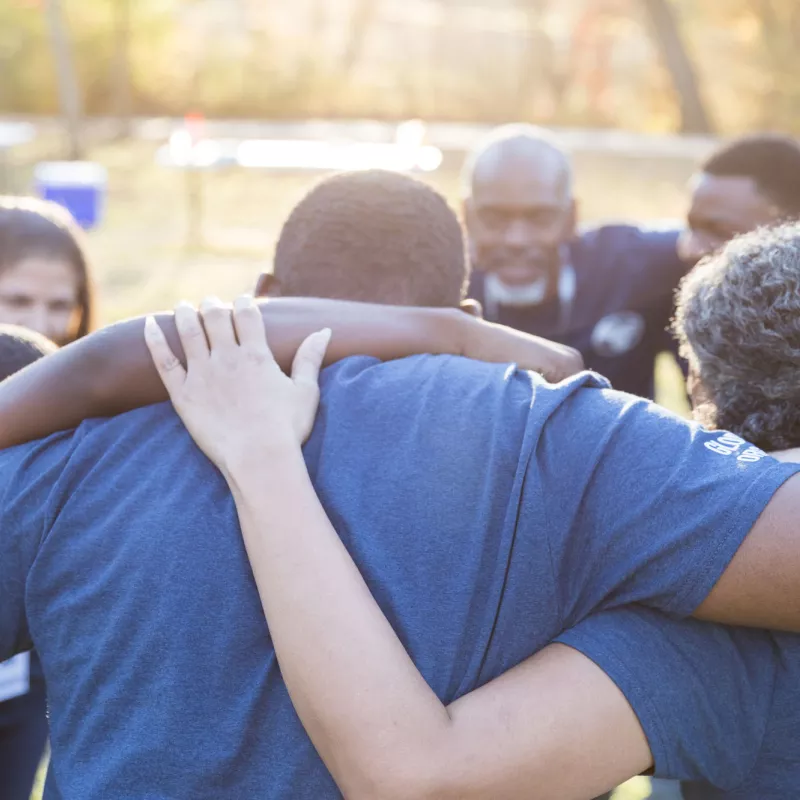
[577,222,681,249]
[0,428,77,498]
[574,223,682,271]
[322,353,530,393]
[573,223,686,307]
[56,402,202,481]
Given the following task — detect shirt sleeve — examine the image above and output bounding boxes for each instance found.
[554,607,776,789]
[533,383,800,621]
[0,432,72,660]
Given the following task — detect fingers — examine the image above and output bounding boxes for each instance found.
[291,329,332,389]
[199,296,237,350]
[144,316,186,396]
[175,302,210,363]
[233,295,271,357]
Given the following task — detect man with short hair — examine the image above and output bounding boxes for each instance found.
[679,133,800,265]
[463,124,685,399]
[2,172,800,798]
[256,169,469,308]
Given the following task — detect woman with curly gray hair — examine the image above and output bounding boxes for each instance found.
[676,223,800,800]
[675,221,800,453]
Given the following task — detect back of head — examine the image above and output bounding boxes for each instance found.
[0,323,57,381]
[273,170,468,307]
[0,196,96,339]
[675,222,800,450]
[702,135,800,218]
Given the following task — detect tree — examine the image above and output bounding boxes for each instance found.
[340,0,378,77]
[43,0,84,158]
[111,0,133,137]
[638,0,713,133]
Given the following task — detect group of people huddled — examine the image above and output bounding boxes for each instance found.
[0,125,799,800]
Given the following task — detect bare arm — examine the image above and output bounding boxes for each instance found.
[145,298,650,800]
[772,448,800,463]
[227,451,651,800]
[694,470,800,632]
[0,298,582,449]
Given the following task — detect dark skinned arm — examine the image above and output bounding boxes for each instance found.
[0,297,583,449]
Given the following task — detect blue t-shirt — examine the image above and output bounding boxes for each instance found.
[0,356,797,798]
[556,609,800,798]
[468,225,686,398]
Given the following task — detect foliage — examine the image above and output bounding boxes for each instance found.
[1,0,797,134]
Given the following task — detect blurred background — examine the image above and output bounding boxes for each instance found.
[1,0,797,323]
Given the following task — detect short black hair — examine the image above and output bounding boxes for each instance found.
[274,170,468,306]
[0,324,57,382]
[702,135,800,216]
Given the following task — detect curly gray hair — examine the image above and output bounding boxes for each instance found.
[674,222,800,450]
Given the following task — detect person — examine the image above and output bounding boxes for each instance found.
[465,132,800,800]
[254,169,472,307]
[0,171,581,447]
[678,134,800,267]
[0,324,57,378]
[0,197,96,346]
[0,326,57,800]
[462,124,686,399]
[0,195,96,800]
[564,223,800,800]
[2,175,800,797]
[143,224,800,800]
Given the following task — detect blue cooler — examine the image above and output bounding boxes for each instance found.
[34,161,107,229]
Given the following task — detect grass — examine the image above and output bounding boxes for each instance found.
[19,134,690,797]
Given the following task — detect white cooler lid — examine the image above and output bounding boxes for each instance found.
[34,161,108,187]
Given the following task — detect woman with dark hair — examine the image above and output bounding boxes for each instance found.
[0,197,96,799]
[0,197,96,345]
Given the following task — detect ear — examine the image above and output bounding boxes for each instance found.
[255,272,280,297]
[459,298,483,319]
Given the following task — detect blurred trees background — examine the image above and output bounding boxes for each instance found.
[1,0,798,134]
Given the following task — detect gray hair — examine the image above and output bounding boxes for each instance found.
[674,222,800,450]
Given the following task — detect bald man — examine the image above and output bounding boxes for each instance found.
[463,124,686,399]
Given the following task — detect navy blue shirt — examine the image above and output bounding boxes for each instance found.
[0,356,797,798]
[557,609,800,797]
[468,225,686,398]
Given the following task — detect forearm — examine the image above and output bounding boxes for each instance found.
[0,299,470,449]
[227,448,651,799]
[226,449,452,799]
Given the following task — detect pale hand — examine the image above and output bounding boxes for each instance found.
[144,295,330,476]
